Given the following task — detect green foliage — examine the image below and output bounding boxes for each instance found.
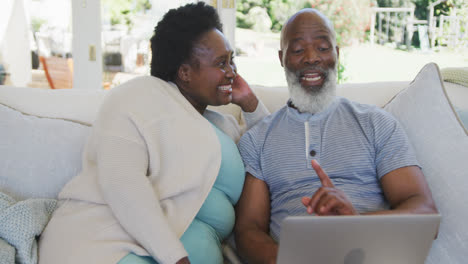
[236,0,255,29]
[337,61,348,84]
[237,0,310,32]
[237,0,373,46]
[31,17,47,33]
[269,0,293,32]
[102,0,152,27]
[236,0,370,80]
[306,0,374,46]
[236,11,253,28]
[377,0,413,8]
[268,0,309,32]
[376,0,464,21]
[376,0,430,20]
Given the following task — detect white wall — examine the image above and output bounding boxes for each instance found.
[203,0,236,49]
[217,1,236,50]
[0,0,32,87]
[71,0,102,89]
[0,0,15,44]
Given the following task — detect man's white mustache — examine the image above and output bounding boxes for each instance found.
[284,67,337,114]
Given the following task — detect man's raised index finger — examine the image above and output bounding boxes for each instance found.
[311,160,334,187]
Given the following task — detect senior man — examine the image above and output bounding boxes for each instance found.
[234,8,437,264]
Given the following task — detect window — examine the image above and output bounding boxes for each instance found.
[1,0,73,88]
[101,0,197,89]
[1,0,466,90]
[234,0,468,85]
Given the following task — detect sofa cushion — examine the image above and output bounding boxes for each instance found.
[384,63,468,263]
[250,81,410,115]
[0,103,90,200]
[337,81,409,107]
[0,86,107,125]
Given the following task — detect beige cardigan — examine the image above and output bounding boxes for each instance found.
[38,76,268,264]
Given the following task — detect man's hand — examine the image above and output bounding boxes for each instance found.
[231,74,259,112]
[301,160,358,216]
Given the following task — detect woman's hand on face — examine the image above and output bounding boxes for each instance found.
[176,256,190,264]
[231,74,259,113]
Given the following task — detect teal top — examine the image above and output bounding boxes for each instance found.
[118,123,245,264]
[179,123,245,263]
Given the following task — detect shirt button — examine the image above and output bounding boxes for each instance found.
[310,150,316,156]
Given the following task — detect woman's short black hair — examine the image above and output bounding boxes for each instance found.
[150,2,223,81]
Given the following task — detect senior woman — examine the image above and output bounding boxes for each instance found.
[38,3,268,264]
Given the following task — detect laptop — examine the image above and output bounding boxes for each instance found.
[277,214,441,264]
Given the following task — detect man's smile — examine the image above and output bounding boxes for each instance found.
[299,69,327,88]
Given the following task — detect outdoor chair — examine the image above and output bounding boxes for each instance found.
[39,56,73,89]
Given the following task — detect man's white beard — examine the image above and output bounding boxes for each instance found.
[284,67,337,114]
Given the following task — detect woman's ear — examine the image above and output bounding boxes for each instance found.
[177,63,191,82]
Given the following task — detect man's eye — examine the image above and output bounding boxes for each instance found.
[218,61,226,67]
[292,49,303,54]
[318,47,330,52]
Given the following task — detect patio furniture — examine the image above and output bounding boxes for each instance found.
[39,56,73,89]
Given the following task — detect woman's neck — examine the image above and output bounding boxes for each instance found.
[174,79,207,115]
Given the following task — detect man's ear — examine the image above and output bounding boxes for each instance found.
[336,46,340,58]
[177,63,191,82]
[278,50,284,67]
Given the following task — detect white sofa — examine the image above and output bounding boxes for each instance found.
[0,63,467,263]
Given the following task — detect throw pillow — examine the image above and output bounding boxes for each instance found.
[0,192,57,264]
[0,238,15,264]
[0,103,90,200]
[384,63,468,263]
[441,67,468,88]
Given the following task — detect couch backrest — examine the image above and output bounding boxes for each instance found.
[0,86,107,125]
[0,80,466,200]
[2,81,467,126]
[0,82,407,200]
[0,82,411,126]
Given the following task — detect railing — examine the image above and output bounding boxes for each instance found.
[371,6,467,50]
[429,14,467,49]
[369,7,417,49]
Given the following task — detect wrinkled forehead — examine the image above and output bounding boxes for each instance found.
[281,10,335,48]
